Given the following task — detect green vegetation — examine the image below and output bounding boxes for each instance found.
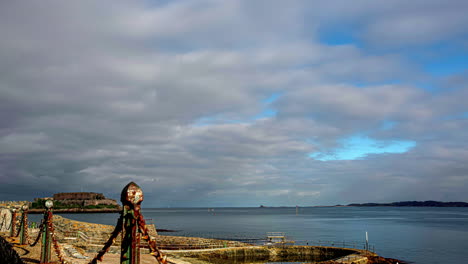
[83,204,119,209]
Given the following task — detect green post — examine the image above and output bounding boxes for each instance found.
[19,205,29,245]
[40,200,53,264]
[120,182,143,264]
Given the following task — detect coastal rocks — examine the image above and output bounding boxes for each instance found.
[366,256,408,264]
[63,244,89,259]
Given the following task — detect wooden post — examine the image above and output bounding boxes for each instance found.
[120,182,143,264]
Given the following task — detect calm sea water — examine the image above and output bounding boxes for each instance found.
[30,207,468,264]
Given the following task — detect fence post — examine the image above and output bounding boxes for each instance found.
[19,204,28,245]
[40,200,53,264]
[10,208,17,237]
[120,182,143,264]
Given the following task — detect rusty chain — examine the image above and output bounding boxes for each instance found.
[135,208,167,264]
[14,223,21,237]
[48,215,67,264]
[29,220,45,247]
[88,214,124,264]
[22,212,29,244]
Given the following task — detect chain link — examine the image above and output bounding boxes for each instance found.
[22,212,30,244]
[135,208,167,264]
[48,216,67,264]
[88,214,123,264]
[30,220,45,247]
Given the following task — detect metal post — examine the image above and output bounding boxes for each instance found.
[365,231,369,251]
[10,208,17,237]
[121,182,143,264]
[19,205,29,245]
[40,200,53,264]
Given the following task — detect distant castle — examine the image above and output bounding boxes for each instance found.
[36,192,119,207]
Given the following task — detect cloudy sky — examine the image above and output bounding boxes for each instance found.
[1,0,467,207]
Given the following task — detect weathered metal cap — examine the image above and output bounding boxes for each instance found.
[121,182,144,206]
[45,200,54,209]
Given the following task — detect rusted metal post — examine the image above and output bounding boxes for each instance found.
[10,208,17,237]
[19,204,29,245]
[40,200,53,264]
[121,182,143,264]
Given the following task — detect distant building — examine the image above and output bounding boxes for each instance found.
[53,192,105,201]
[50,192,119,207]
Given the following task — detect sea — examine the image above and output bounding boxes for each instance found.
[29,206,468,264]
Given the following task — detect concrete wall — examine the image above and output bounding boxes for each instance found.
[170,245,356,264]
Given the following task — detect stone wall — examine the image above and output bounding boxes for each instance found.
[53,192,106,200]
[56,199,118,206]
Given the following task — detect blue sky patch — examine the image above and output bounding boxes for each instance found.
[380,120,397,130]
[424,54,468,77]
[318,26,358,46]
[310,135,416,161]
[252,109,277,120]
[262,93,283,104]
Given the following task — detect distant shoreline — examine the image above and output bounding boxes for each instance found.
[259,201,468,208]
[347,201,468,207]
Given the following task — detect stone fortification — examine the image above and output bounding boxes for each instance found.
[56,199,118,207]
[51,192,118,207]
[53,192,106,200]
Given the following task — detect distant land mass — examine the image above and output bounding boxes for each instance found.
[258,201,468,208]
[347,201,468,207]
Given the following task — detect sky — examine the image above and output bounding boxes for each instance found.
[1,0,468,207]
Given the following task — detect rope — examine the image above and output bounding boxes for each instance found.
[49,216,67,264]
[88,214,123,264]
[135,209,167,264]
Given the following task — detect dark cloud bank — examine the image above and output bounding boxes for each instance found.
[1,0,467,207]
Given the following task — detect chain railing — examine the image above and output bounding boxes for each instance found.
[88,182,167,264]
[48,214,67,264]
[29,220,45,247]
